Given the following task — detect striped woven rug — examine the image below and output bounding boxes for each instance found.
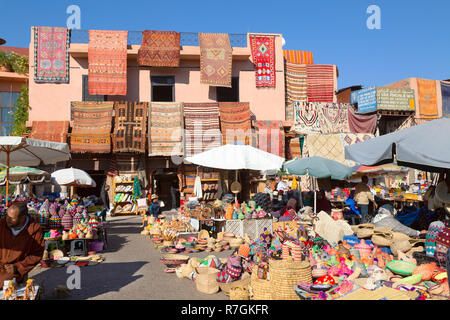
[148,102,184,156]
[306,64,335,102]
[283,50,314,64]
[285,62,307,120]
[30,121,69,143]
[184,103,221,157]
[218,102,252,145]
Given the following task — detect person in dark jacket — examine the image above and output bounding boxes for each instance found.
[100,184,110,222]
[150,194,162,218]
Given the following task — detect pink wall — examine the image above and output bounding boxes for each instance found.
[28,29,285,125]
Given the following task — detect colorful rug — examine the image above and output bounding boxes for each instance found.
[33,27,70,83]
[283,50,313,64]
[289,137,302,159]
[30,121,69,143]
[318,103,350,134]
[441,81,450,116]
[199,33,232,87]
[138,30,180,67]
[112,102,148,153]
[256,120,284,157]
[88,30,128,95]
[218,102,252,145]
[70,101,114,153]
[183,103,221,157]
[148,102,184,156]
[417,79,439,119]
[293,101,321,134]
[285,62,307,120]
[249,35,276,87]
[306,64,335,102]
[347,105,377,134]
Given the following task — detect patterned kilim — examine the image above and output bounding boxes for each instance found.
[112,102,147,153]
[289,137,302,159]
[306,64,335,102]
[249,35,276,87]
[33,27,70,83]
[293,101,321,134]
[256,120,284,157]
[283,50,314,64]
[305,134,346,164]
[318,103,351,134]
[138,30,180,67]
[218,102,252,145]
[417,79,439,119]
[88,30,128,95]
[285,62,307,120]
[199,33,232,87]
[183,103,221,157]
[70,102,114,153]
[148,102,184,156]
[30,121,69,143]
[441,81,450,116]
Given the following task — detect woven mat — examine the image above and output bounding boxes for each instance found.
[417,78,439,119]
[184,103,221,157]
[34,27,70,83]
[88,30,127,95]
[148,102,184,156]
[250,35,276,87]
[283,50,313,64]
[218,102,252,145]
[30,121,69,143]
[306,64,335,102]
[199,33,232,87]
[255,120,284,157]
[112,101,147,153]
[70,101,113,153]
[138,30,180,67]
[336,286,411,300]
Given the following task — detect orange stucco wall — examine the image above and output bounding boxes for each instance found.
[28,29,286,125]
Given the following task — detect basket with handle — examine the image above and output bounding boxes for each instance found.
[250,265,272,300]
[269,258,312,300]
[230,286,250,300]
[195,267,220,294]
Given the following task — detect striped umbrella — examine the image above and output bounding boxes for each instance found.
[0,166,51,185]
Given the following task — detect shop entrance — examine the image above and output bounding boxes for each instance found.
[75,171,105,198]
[153,172,179,210]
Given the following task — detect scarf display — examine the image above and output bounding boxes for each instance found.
[112,101,147,153]
[283,50,313,64]
[347,106,377,134]
[218,102,252,145]
[249,35,276,87]
[138,30,180,67]
[33,26,70,83]
[29,121,70,143]
[417,79,439,119]
[256,120,284,157]
[70,101,114,153]
[183,103,221,157]
[306,64,335,102]
[199,33,232,87]
[441,81,450,116]
[148,102,184,156]
[88,30,128,95]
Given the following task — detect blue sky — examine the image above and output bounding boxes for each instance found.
[1,0,449,89]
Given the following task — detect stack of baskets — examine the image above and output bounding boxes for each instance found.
[269,258,312,300]
[250,265,272,300]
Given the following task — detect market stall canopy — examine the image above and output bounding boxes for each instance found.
[0,166,51,185]
[184,143,285,171]
[51,167,96,187]
[282,156,353,180]
[344,117,450,172]
[0,136,71,167]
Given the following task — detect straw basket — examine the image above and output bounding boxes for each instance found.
[219,273,251,296]
[229,238,244,248]
[250,266,272,300]
[269,259,312,300]
[198,230,210,241]
[230,287,250,300]
[195,267,220,294]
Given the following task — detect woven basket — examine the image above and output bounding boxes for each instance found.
[371,231,394,247]
[250,266,272,300]
[195,267,220,294]
[230,287,250,300]
[160,254,190,265]
[229,238,244,248]
[219,273,251,295]
[269,259,312,300]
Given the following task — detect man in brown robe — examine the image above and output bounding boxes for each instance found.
[0,202,44,289]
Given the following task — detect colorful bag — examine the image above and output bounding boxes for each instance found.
[435,227,450,264]
[226,264,243,279]
[217,270,231,283]
[61,211,73,230]
[49,215,62,229]
[227,255,242,268]
[426,221,445,257]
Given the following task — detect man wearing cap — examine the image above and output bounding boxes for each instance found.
[150,194,162,219]
[0,202,44,289]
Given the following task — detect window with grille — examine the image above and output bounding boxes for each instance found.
[216,77,239,102]
[0,91,19,135]
[151,76,175,102]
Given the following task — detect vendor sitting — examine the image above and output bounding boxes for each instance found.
[0,202,44,289]
[372,204,427,238]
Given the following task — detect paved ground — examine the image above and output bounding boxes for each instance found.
[29,215,230,300]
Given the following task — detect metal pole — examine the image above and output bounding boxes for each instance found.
[6,149,9,206]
